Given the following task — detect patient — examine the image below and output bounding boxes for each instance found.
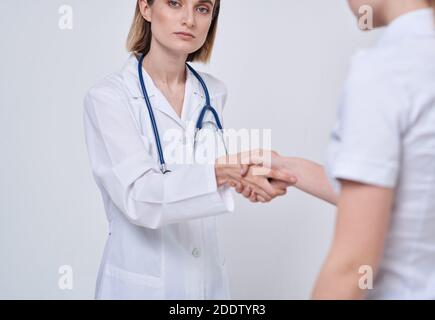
[235,0,435,300]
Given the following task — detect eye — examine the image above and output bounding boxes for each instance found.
[168,0,181,8]
[196,6,211,14]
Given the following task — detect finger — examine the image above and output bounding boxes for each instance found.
[256,195,267,203]
[249,192,258,203]
[235,182,244,193]
[217,178,227,188]
[240,164,250,176]
[251,165,272,176]
[251,184,273,201]
[244,150,280,170]
[255,179,278,199]
[251,149,274,167]
[275,188,287,196]
[241,150,265,167]
[262,184,286,198]
[269,186,285,197]
[242,185,252,198]
[270,179,294,193]
[270,179,289,190]
[267,169,297,185]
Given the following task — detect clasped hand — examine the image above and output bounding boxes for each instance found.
[214,150,296,203]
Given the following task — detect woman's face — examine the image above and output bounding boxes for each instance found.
[140,0,216,56]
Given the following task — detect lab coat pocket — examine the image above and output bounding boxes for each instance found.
[100,264,164,300]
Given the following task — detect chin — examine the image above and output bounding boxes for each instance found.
[170,43,201,57]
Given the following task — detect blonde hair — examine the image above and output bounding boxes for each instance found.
[126,0,221,63]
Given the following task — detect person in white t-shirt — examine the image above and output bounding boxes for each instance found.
[240,0,435,299]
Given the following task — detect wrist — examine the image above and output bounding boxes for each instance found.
[279,157,302,185]
[215,157,242,188]
[215,163,228,187]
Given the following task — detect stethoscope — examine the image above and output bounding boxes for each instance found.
[138,53,227,174]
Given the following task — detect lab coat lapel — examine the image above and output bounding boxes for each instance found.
[187,90,206,125]
[123,53,186,129]
[186,71,206,122]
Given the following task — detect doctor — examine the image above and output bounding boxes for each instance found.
[83,0,294,300]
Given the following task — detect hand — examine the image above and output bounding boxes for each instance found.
[236,150,296,202]
[239,149,288,176]
[214,153,248,188]
[238,164,296,203]
[215,152,296,203]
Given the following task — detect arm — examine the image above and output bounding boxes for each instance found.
[216,154,296,203]
[83,85,233,229]
[239,151,338,205]
[279,157,338,205]
[311,180,394,299]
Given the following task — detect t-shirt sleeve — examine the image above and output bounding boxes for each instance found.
[329,54,405,190]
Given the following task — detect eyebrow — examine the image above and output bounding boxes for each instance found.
[197,0,214,6]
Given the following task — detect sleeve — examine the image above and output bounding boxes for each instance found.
[83,82,233,229]
[213,80,235,208]
[329,56,404,190]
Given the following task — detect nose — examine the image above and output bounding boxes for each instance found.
[181,6,195,28]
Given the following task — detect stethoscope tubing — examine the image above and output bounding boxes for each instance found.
[137,53,225,174]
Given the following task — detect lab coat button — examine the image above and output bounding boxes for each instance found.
[192,248,200,258]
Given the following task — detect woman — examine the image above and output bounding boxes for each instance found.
[83,0,293,300]
[246,0,435,299]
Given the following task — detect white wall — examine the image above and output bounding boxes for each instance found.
[0,0,379,299]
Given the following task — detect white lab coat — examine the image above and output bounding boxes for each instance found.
[83,53,234,300]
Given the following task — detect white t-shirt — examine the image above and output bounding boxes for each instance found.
[326,9,435,299]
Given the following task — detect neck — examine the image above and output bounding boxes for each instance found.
[142,38,189,86]
[382,0,431,25]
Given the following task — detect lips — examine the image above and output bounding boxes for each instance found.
[174,32,195,38]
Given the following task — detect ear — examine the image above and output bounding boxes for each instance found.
[138,0,152,23]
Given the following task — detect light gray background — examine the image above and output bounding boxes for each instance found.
[0,0,379,299]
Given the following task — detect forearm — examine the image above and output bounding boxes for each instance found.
[311,258,367,300]
[312,182,393,299]
[282,157,338,205]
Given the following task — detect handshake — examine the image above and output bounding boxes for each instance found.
[214,150,296,203]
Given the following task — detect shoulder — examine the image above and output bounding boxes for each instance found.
[196,71,228,98]
[85,72,125,100]
[344,48,408,112]
[83,72,127,112]
[338,48,409,129]
[347,48,398,87]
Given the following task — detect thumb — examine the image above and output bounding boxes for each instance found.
[240,164,250,176]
